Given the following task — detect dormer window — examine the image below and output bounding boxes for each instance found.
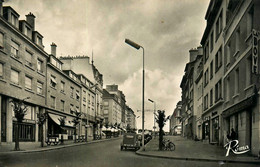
[11,13,18,28]
[36,36,42,45]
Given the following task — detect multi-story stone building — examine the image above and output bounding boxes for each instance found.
[126,105,136,131]
[221,0,260,156]
[105,84,126,129]
[46,44,81,141]
[200,0,225,145]
[193,51,203,140]
[59,56,104,140]
[180,47,202,139]
[170,101,182,135]
[0,3,48,146]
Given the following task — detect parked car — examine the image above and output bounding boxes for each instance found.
[120,133,141,150]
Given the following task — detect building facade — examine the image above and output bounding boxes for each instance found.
[221,0,260,155]
[170,101,182,135]
[200,0,225,145]
[126,105,136,132]
[0,4,48,145]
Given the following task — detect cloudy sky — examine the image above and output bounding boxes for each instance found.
[5,0,209,131]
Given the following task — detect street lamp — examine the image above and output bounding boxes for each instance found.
[148,99,156,137]
[125,38,145,150]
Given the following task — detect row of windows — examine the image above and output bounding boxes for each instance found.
[203,79,222,110]
[0,65,44,95]
[0,32,45,74]
[203,57,253,111]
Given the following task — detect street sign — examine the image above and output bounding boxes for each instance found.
[252,29,259,74]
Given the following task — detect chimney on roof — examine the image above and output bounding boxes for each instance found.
[51,43,57,57]
[189,48,198,62]
[26,12,35,31]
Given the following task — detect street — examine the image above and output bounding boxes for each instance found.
[0,138,258,167]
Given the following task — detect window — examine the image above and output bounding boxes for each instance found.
[204,94,208,110]
[216,11,223,40]
[83,90,86,102]
[37,81,43,95]
[61,100,65,111]
[70,87,74,98]
[37,59,43,73]
[13,122,35,142]
[0,32,4,49]
[235,28,240,54]
[215,46,222,72]
[11,69,19,85]
[210,31,214,52]
[50,75,57,88]
[227,42,231,65]
[61,81,65,93]
[247,7,254,36]
[226,77,230,101]
[235,68,239,94]
[88,93,90,104]
[215,80,222,102]
[24,106,34,120]
[246,57,252,86]
[210,89,213,107]
[70,104,74,114]
[11,41,19,58]
[36,36,42,46]
[83,104,86,113]
[76,106,79,113]
[25,76,32,90]
[25,51,33,66]
[204,68,209,87]
[210,60,213,79]
[204,42,209,62]
[76,90,80,101]
[0,63,3,78]
[92,96,95,106]
[11,13,18,27]
[50,96,56,108]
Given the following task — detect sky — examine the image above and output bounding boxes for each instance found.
[5,0,209,131]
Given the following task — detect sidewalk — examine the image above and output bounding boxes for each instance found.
[0,136,121,154]
[136,136,260,164]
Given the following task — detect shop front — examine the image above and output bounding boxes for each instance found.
[47,113,75,141]
[202,116,210,142]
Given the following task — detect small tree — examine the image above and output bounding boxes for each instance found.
[72,112,82,143]
[10,97,29,151]
[58,117,65,145]
[37,112,46,147]
[155,110,169,150]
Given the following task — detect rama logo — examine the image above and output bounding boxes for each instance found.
[224,140,250,157]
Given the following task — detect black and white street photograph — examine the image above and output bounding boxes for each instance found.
[0,0,260,166]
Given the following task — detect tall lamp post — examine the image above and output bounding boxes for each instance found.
[148,99,156,137]
[125,38,145,150]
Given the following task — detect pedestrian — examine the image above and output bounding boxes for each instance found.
[230,128,237,140]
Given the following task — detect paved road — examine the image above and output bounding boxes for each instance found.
[0,138,258,167]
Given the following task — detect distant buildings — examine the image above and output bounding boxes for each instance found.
[169,101,182,135]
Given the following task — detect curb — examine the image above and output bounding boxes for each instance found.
[0,136,121,154]
[135,138,260,164]
[135,151,260,164]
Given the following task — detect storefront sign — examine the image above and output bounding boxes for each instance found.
[252,29,259,74]
[224,140,250,157]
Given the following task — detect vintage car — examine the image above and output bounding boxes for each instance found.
[120,133,141,150]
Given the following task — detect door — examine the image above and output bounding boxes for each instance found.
[1,97,7,142]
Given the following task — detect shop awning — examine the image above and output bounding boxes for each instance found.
[48,113,64,125]
[65,116,75,128]
[48,113,75,128]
